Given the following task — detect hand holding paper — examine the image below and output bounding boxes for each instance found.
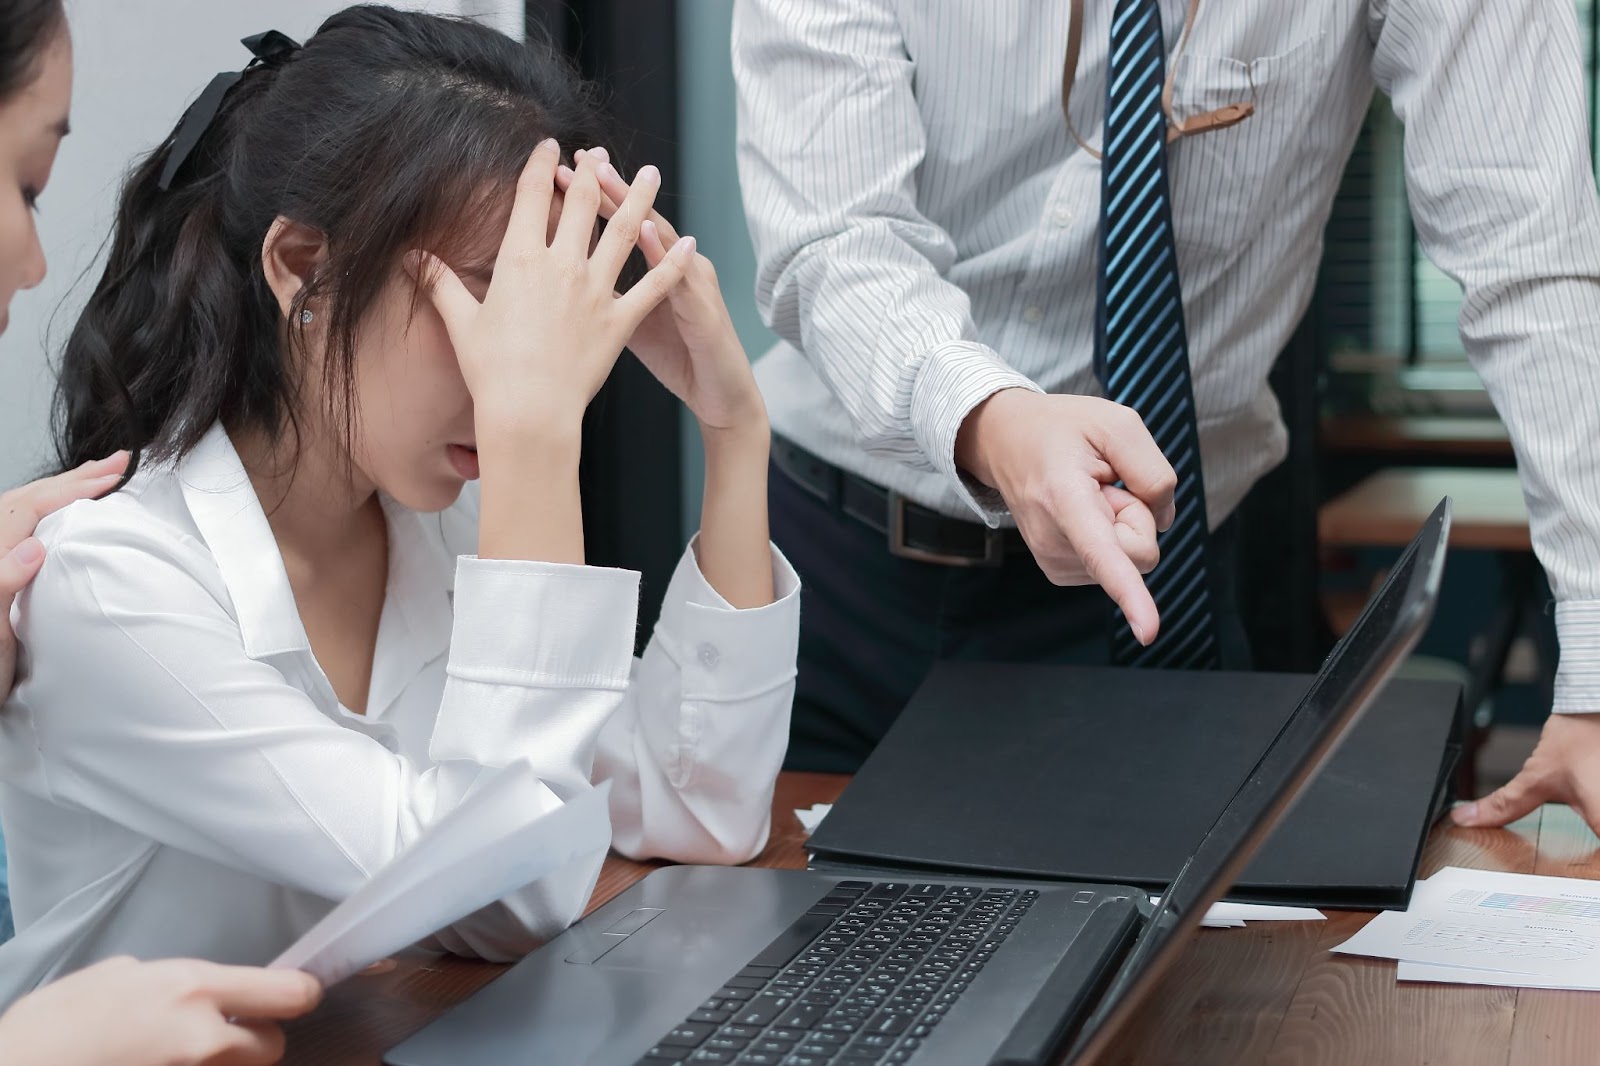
[272,762,612,987]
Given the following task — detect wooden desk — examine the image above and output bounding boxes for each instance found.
[1318,467,1529,553]
[283,775,1600,1066]
[1321,414,1513,461]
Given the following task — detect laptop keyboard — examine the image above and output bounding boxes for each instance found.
[636,879,1039,1064]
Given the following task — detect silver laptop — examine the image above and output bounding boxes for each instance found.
[388,498,1451,1066]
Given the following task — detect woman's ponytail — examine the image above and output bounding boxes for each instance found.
[54,53,291,471]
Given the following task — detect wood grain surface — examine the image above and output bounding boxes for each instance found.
[1320,415,1512,460]
[282,776,1600,1066]
[1318,468,1530,552]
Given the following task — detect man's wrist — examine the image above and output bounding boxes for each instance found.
[954,387,1032,489]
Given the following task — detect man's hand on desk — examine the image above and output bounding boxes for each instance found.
[955,388,1176,645]
[1453,713,1600,833]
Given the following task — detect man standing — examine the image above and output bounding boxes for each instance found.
[733,0,1600,831]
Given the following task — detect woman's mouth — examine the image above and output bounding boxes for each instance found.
[447,443,479,480]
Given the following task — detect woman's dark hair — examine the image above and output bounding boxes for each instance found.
[0,0,65,100]
[54,4,612,472]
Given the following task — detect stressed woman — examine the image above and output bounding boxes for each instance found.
[0,2,797,1008]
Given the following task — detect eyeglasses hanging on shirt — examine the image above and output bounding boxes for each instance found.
[1061,0,1255,158]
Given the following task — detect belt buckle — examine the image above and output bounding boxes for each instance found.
[887,491,1004,568]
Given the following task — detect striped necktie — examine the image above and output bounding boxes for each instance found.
[1094,0,1219,670]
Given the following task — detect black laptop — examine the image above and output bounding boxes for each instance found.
[387,498,1451,1066]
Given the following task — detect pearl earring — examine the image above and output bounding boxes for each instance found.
[299,309,314,325]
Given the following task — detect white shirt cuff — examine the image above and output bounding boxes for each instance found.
[909,340,1042,525]
[653,539,802,701]
[1553,599,1600,712]
[446,556,641,689]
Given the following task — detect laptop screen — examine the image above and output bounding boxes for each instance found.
[1070,498,1451,1060]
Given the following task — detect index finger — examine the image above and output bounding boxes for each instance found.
[1053,478,1160,643]
[202,965,323,1020]
[1451,772,1549,829]
[499,139,562,262]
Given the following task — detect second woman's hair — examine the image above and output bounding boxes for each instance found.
[54,4,611,472]
[0,0,65,100]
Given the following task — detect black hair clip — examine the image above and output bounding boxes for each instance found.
[157,30,302,191]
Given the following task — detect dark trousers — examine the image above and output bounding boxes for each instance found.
[771,459,1252,773]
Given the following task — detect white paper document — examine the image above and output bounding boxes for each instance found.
[271,762,612,986]
[1333,866,1600,990]
[795,803,832,834]
[1395,961,1593,989]
[1150,895,1325,928]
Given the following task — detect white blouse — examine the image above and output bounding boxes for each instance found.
[0,424,800,1004]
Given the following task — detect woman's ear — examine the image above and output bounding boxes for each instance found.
[261,216,330,319]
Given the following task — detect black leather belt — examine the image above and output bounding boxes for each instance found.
[772,437,1030,568]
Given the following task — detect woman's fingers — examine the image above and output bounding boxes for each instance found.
[615,236,697,328]
[557,163,622,219]
[0,537,46,603]
[552,150,605,259]
[0,456,129,549]
[500,139,562,263]
[562,151,686,252]
[591,165,662,282]
[408,253,480,346]
[639,219,669,267]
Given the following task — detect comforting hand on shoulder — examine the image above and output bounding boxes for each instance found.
[0,451,129,701]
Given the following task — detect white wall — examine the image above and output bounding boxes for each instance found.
[0,0,521,490]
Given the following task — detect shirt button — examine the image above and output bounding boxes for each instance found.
[1022,305,1044,324]
[1052,207,1074,226]
[698,643,721,670]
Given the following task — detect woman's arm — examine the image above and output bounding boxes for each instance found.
[550,154,799,864]
[11,499,628,960]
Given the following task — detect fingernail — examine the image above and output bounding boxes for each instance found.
[673,235,696,257]
[1452,802,1478,825]
[557,164,575,181]
[590,145,609,163]
[11,539,43,566]
[91,473,122,486]
[537,137,558,153]
[641,219,658,238]
[637,164,659,186]
[1130,622,1147,645]
[599,162,620,184]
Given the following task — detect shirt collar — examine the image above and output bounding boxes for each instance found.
[177,424,309,659]
[177,424,456,675]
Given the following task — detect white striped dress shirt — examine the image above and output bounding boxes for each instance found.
[733,0,1600,713]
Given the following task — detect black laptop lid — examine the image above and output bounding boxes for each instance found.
[1069,498,1451,1060]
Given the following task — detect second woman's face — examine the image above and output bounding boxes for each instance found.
[0,25,71,336]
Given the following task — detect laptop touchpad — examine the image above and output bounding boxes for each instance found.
[592,905,740,971]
